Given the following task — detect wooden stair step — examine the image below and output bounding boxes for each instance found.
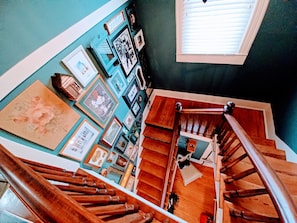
[137,181,162,203]
[141,137,170,156]
[145,96,176,130]
[136,191,160,206]
[138,171,164,191]
[264,156,297,176]
[255,144,286,160]
[143,126,173,143]
[251,137,277,148]
[139,161,166,179]
[140,149,168,168]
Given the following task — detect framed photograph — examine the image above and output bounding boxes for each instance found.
[115,134,129,153]
[62,45,98,87]
[104,10,126,35]
[0,80,80,150]
[59,120,100,161]
[112,26,137,76]
[134,29,145,51]
[115,155,129,169]
[75,76,118,128]
[108,68,127,97]
[101,117,122,147]
[123,110,135,130]
[84,144,108,168]
[106,166,124,184]
[129,143,139,162]
[131,101,141,117]
[124,141,134,158]
[107,151,117,163]
[125,2,139,32]
[122,79,139,108]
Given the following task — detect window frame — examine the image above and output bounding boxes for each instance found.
[176,0,270,65]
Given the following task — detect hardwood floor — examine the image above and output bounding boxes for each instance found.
[171,162,215,223]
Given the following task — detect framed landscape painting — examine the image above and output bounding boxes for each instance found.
[101,117,122,147]
[0,80,80,150]
[75,76,118,128]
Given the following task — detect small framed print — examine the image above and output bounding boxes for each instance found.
[101,117,122,147]
[134,29,145,52]
[104,10,126,35]
[59,120,100,162]
[115,155,129,169]
[123,110,135,130]
[112,26,138,76]
[108,68,127,97]
[84,144,108,168]
[123,80,139,108]
[107,151,117,163]
[115,134,129,153]
[62,45,98,87]
[75,76,118,128]
[125,2,139,32]
[124,141,134,158]
[131,101,141,117]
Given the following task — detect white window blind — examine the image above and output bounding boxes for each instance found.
[176,0,270,65]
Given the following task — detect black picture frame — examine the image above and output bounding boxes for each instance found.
[122,79,139,108]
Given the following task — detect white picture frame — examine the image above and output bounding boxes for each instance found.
[134,29,145,51]
[62,45,98,87]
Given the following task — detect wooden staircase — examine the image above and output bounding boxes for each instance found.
[136,96,177,208]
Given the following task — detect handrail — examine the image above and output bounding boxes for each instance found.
[0,144,103,223]
[223,113,297,223]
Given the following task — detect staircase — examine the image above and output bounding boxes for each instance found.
[136,96,178,208]
[135,96,297,222]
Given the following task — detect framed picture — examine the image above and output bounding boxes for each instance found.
[101,117,122,147]
[112,26,137,76]
[104,10,126,35]
[59,120,100,161]
[125,2,139,32]
[122,79,139,108]
[115,155,129,169]
[134,29,145,51]
[124,141,134,158]
[108,68,127,97]
[131,101,141,117]
[0,80,80,150]
[62,45,98,87]
[107,151,117,163]
[123,110,135,130]
[106,166,124,184]
[129,143,139,162]
[84,144,108,168]
[75,76,118,128]
[89,36,118,78]
[115,134,129,153]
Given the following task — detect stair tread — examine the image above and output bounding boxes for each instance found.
[139,161,166,179]
[145,96,176,130]
[137,181,162,204]
[136,191,160,206]
[138,171,164,190]
[255,144,286,160]
[143,126,173,143]
[141,137,170,156]
[140,149,168,168]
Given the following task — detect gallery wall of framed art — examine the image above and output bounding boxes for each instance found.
[0,0,149,191]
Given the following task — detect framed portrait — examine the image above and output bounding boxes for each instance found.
[131,101,141,117]
[122,79,139,108]
[84,144,108,169]
[134,29,145,52]
[62,45,98,87]
[107,68,127,97]
[115,134,129,153]
[101,117,122,147]
[89,36,118,78]
[125,2,139,32]
[104,10,126,35]
[75,76,118,128]
[115,155,129,169]
[112,26,137,76]
[59,120,100,161]
[123,110,135,130]
[0,80,80,150]
[124,141,134,158]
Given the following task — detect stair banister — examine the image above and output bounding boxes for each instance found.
[0,144,103,223]
[223,113,297,223]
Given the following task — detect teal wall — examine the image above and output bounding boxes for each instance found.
[0,0,147,177]
[136,0,297,154]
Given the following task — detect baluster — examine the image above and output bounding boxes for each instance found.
[87,203,139,216]
[224,168,256,184]
[221,142,242,163]
[224,188,267,199]
[230,208,280,223]
[55,184,115,195]
[220,153,248,173]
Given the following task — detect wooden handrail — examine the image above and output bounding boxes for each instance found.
[224,113,297,223]
[0,144,103,223]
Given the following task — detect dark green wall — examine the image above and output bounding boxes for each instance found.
[136,0,297,153]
